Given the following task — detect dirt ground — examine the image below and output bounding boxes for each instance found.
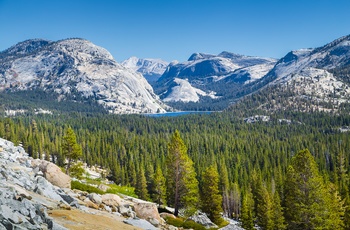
[48,209,142,230]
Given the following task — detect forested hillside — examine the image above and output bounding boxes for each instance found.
[1,110,350,228]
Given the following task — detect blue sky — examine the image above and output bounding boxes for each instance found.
[0,0,349,62]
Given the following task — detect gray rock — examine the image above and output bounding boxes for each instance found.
[98,184,110,192]
[123,218,158,230]
[59,193,75,204]
[51,222,68,230]
[167,226,178,230]
[119,204,136,218]
[0,223,6,230]
[113,212,122,217]
[134,202,162,222]
[34,176,64,202]
[69,200,80,208]
[119,204,131,215]
[127,210,137,218]
[219,219,245,230]
[0,204,23,224]
[39,161,71,189]
[88,193,102,205]
[104,205,112,212]
[148,217,160,227]
[189,211,218,229]
[101,193,122,207]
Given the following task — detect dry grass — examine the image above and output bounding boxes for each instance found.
[49,209,142,230]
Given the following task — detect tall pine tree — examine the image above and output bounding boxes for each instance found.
[62,127,82,175]
[201,165,224,225]
[152,163,167,206]
[284,149,344,229]
[166,130,199,217]
[241,190,254,230]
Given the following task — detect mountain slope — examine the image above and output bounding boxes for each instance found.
[231,35,350,113]
[0,38,166,114]
[154,51,276,109]
[121,57,169,83]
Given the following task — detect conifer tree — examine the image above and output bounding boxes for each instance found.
[152,164,167,206]
[241,191,254,230]
[272,191,286,230]
[62,127,82,175]
[201,165,224,225]
[166,130,199,217]
[231,182,241,219]
[256,185,273,230]
[284,149,344,229]
[344,194,350,230]
[136,165,150,200]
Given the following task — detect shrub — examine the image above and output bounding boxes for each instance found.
[71,180,104,194]
[106,184,138,198]
[165,216,207,230]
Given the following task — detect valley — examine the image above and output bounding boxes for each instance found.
[1,34,350,229]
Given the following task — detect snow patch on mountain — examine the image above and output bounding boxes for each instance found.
[280,67,350,104]
[163,78,219,103]
[270,35,350,84]
[258,67,350,113]
[122,57,169,82]
[156,51,277,105]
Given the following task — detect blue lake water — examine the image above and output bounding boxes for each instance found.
[143,111,214,117]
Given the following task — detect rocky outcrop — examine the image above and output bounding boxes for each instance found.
[31,159,71,189]
[134,202,162,223]
[189,211,218,229]
[0,138,68,229]
[101,193,123,207]
[123,218,158,230]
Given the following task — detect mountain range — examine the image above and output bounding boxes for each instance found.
[1,35,350,114]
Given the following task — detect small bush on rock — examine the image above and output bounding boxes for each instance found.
[71,180,105,194]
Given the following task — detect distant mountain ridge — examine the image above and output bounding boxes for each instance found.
[152,51,277,108]
[150,35,350,112]
[121,57,169,83]
[0,38,167,114]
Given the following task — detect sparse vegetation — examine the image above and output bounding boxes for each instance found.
[71,180,105,194]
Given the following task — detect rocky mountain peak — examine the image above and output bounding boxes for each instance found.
[0,38,167,114]
[2,39,52,56]
[187,52,216,61]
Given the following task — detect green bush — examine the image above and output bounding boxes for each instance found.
[182,220,207,230]
[71,180,105,194]
[69,162,85,180]
[106,184,138,198]
[165,216,184,227]
[165,216,207,230]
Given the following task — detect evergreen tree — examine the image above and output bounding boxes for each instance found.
[231,182,241,220]
[344,194,350,230]
[152,164,167,206]
[272,191,286,230]
[62,127,82,175]
[135,165,150,200]
[241,191,254,230]
[284,149,344,229]
[201,165,224,225]
[324,182,345,229]
[256,185,273,230]
[166,130,199,216]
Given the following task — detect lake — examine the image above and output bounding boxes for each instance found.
[143,111,215,117]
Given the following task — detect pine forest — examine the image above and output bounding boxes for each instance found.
[1,108,350,229]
